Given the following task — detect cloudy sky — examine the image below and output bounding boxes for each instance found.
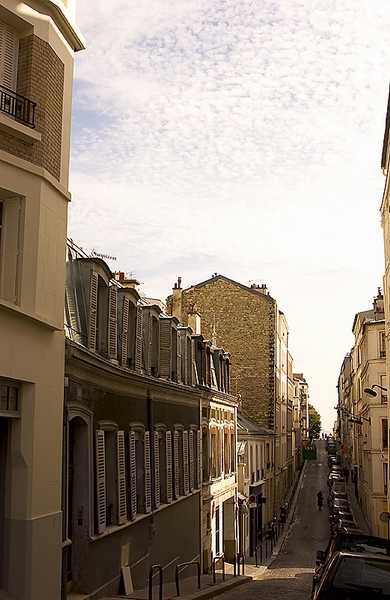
[69,0,390,432]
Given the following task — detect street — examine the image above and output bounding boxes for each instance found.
[219,440,331,600]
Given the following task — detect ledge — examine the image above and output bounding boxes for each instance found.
[0,114,41,143]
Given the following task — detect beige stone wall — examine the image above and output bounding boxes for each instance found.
[168,278,277,430]
[0,34,64,181]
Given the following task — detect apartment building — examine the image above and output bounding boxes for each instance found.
[0,2,83,598]
[338,291,388,537]
[167,275,297,527]
[64,245,238,595]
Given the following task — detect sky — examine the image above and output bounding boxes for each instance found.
[69,0,390,433]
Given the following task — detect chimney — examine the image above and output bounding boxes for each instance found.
[172,277,182,322]
[188,303,201,335]
[121,277,141,290]
[374,287,384,317]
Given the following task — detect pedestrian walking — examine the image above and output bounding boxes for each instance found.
[343,467,350,483]
[317,489,324,509]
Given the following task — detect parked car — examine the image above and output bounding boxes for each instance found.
[331,519,361,535]
[328,490,349,506]
[331,483,348,495]
[313,532,390,592]
[311,551,390,599]
[329,498,350,514]
[327,473,346,487]
[328,510,354,527]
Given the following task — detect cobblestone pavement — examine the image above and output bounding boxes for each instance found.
[217,440,332,600]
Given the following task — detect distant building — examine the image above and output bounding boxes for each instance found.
[167,275,298,524]
[0,2,83,598]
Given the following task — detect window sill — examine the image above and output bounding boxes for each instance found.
[0,113,41,143]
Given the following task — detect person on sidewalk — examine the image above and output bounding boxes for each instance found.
[317,489,324,509]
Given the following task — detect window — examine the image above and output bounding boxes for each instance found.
[382,419,388,451]
[0,197,20,304]
[95,423,127,534]
[129,424,151,516]
[380,332,386,358]
[0,380,19,415]
[384,463,388,495]
[0,20,17,90]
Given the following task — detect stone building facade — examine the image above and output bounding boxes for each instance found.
[166,274,298,522]
[0,2,84,598]
[168,275,277,431]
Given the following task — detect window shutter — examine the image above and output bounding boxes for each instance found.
[166,431,173,503]
[129,431,137,520]
[0,21,16,90]
[173,430,179,499]
[147,313,153,374]
[89,272,98,352]
[197,429,202,489]
[183,431,189,495]
[121,297,129,367]
[176,330,182,384]
[134,307,143,372]
[108,286,118,359]
[95,430,106,534]
[117,431,127,525]
[0,197,19,303]
[189,430,194,491]
[154,431,160,508]
[159,320,171,378]
[144,432,152,514]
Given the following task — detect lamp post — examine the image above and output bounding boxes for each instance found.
[364,384,387,397]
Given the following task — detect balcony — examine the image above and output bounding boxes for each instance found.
[0,85,36,128]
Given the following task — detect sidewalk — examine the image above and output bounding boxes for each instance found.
[346,478,371,535]
[98,463,308,600]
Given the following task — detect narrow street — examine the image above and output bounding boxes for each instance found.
[218,440,331,600]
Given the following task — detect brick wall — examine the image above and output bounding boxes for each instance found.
[0,34,64,181]
[167,277,277,430]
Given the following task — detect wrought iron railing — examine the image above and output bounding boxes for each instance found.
[0,85,36,128]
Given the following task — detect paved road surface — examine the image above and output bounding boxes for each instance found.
[218,440,332,600]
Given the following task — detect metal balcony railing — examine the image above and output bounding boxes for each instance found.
[0,85,36,128]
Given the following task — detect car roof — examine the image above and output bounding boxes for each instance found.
[326,532,390,559]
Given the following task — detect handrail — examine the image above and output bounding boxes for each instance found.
[0,85,36,128]
[175,561,200,596]
[212,553,225,584]
[148,564,163,600]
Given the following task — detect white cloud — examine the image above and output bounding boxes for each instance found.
[69,0,390,430]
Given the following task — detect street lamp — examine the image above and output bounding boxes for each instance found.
[348,416,371,426]
[364,384,387,397]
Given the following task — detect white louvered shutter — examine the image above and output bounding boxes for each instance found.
[108,286,118,359]
[173,431,179,499]
[183,431,189,495]
[0,21,16,90]
[121,297,129,367]
[129,431,137,520]
[189,430,194,491]
[144,432,152,514]
[159,320,171,378]
[135,307,143,372]
[95,430,106,534]
[176,330,182,383]
[197,430,202,488]
[0,197,19,303]
[154,431,160,508]
[117,431,127,525]
[166,431,173,503]
[89,272,98,351]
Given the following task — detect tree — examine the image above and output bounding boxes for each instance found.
[308,404,322,439]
